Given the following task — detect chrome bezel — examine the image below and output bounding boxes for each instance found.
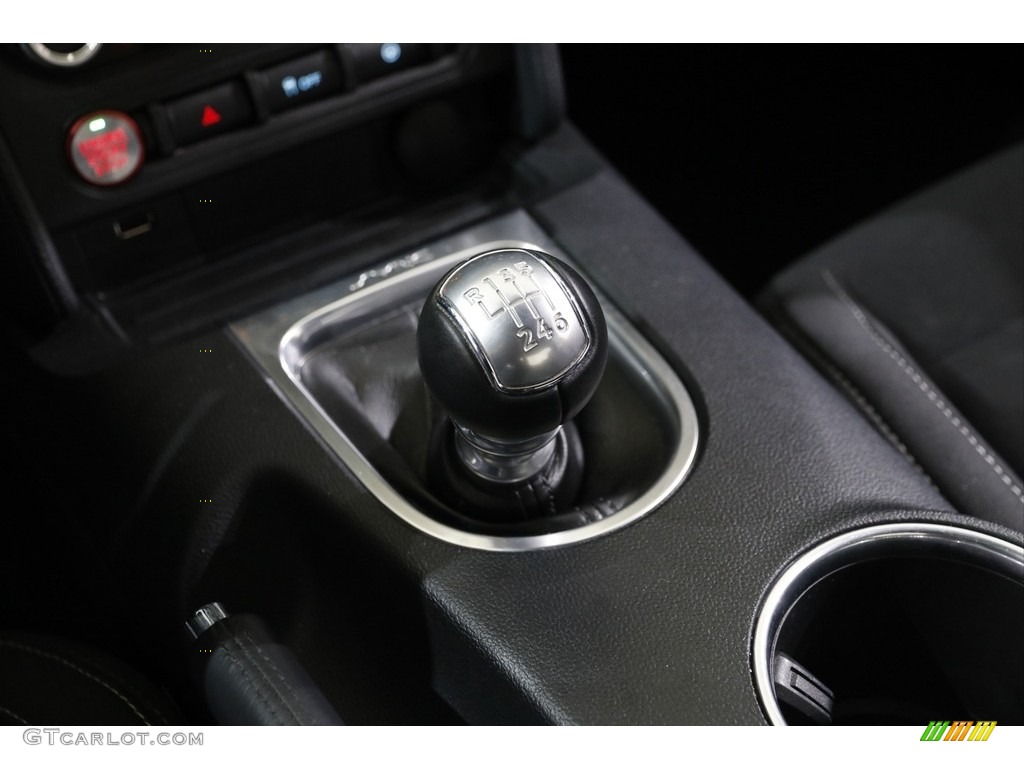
[231,211,701,551]
[26,43,102,67]
[751,522,1024,725]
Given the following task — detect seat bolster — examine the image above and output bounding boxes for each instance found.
[763,269,1023,533]
[0,633,182,726]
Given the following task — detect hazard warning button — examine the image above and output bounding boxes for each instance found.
[67,110,144,186]
[165,82,253,147]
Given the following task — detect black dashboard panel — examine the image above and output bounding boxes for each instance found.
[2,44,1020,728]
[0,44,523,371]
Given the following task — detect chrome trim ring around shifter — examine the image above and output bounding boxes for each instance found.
[231,211,701,551]
[454,423,561,484]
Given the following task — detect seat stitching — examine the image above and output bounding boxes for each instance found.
[822,269,1024,504]
[817,353,940,490]
[770,302,938,488]
[0,704,31,725]
[0,640,151,724]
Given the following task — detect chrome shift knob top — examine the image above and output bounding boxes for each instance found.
[437,250,593,391]
[418,248,608,443]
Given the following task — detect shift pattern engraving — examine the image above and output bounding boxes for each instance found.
[464,262,553,327]
[439,250,590,391]
[462,261,568,352]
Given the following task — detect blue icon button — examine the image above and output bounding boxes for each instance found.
[262,51,340,113]
[280,70,323,99]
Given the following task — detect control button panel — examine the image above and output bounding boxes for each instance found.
[259,51,343,113]
[67,110,144,186]
[165,82,254,146]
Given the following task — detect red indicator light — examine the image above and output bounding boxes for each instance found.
[77,127,130,178]
[201,105,222,127]
[67,110,143,186]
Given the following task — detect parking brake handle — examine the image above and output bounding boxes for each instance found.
[185,602,343,725]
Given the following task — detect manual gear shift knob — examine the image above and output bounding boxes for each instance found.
[418,248,607,485]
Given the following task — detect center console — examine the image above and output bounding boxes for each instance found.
[233,211,699,550]
[3,44,1021,724]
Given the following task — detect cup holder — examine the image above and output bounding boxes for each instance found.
[752,523,1024,725]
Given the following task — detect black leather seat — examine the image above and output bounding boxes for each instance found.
[0,633,181,725]
[761,143,1023,533]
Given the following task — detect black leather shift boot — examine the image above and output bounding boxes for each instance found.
[299,299,676,536]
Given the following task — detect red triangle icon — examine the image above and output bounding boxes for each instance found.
[200,105,222,127]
